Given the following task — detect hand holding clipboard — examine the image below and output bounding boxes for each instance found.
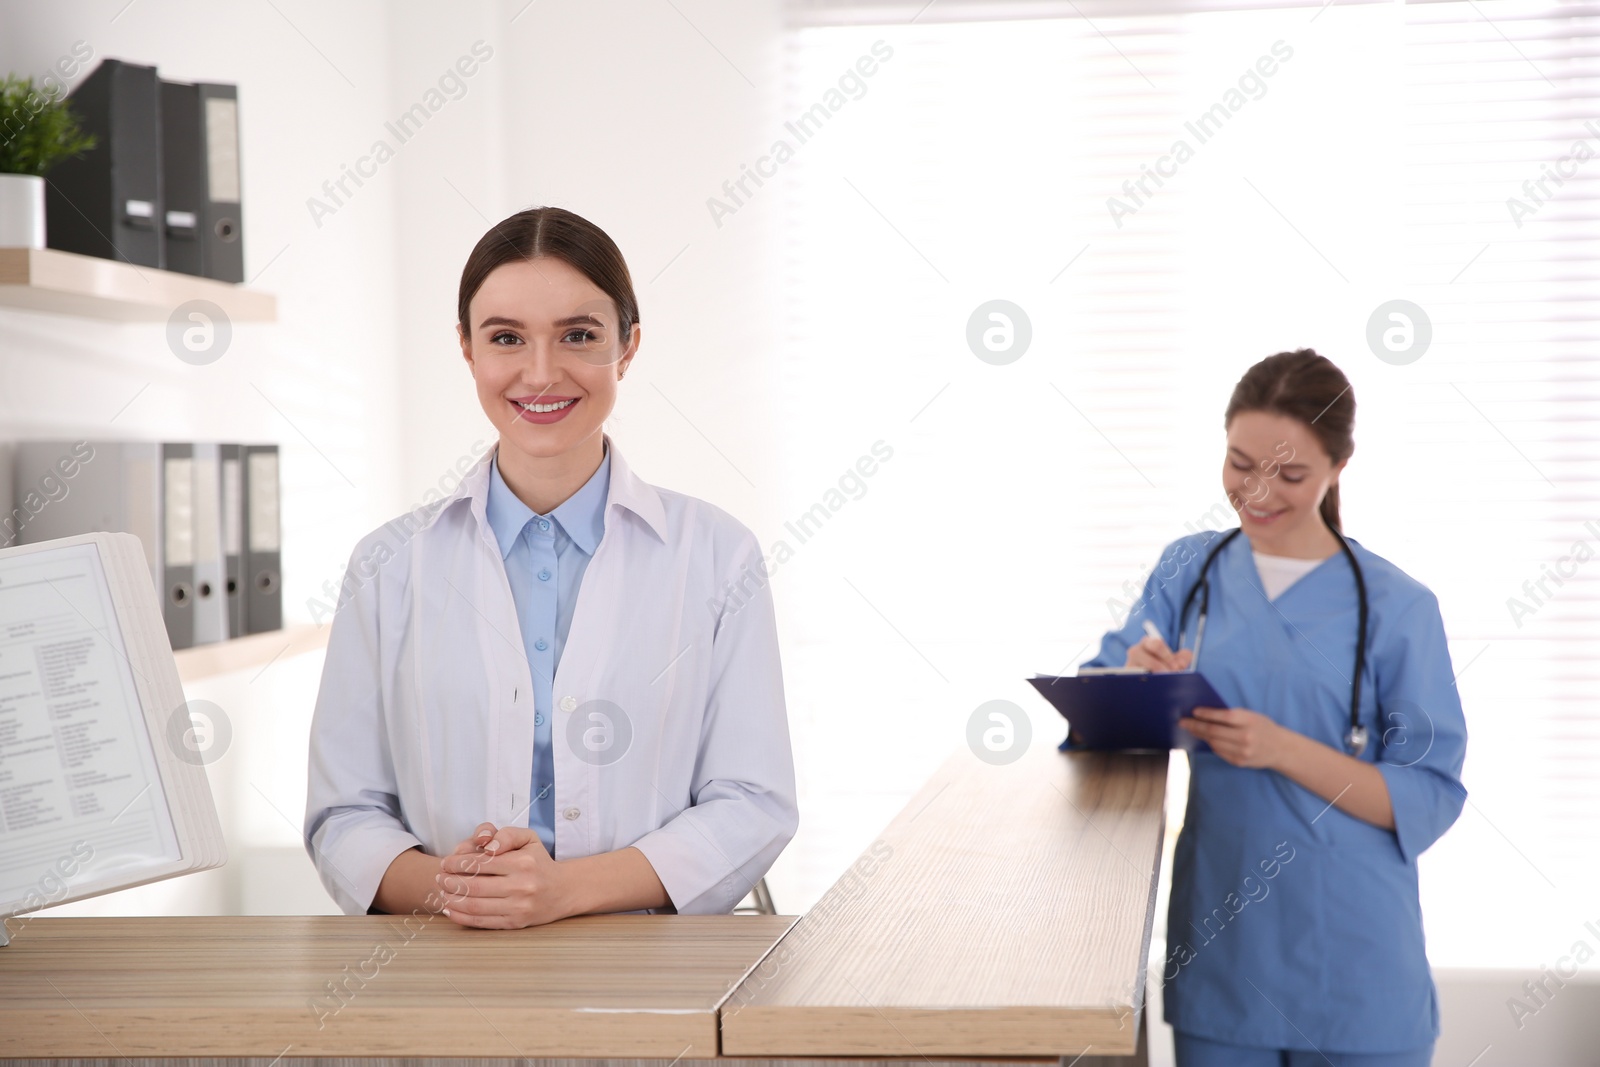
[1028,622,1220,752]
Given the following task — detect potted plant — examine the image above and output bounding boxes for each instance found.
[0,75,96,248]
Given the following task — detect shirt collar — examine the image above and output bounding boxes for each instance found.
[486,442,611,559]
[444,433,668,549]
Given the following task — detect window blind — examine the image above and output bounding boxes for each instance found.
[774,0,1599,967]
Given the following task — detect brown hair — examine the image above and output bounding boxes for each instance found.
[456,207,640,342]
[1224,348,1355,532]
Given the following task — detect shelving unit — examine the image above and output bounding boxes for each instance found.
[0,246,276,321]
[0,247,288,681]
[174,624,328,684]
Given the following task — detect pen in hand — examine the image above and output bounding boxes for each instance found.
[1129,619,1194,672]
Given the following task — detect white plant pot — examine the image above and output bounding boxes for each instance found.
[0,173,47,248]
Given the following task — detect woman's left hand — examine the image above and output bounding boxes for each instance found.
[435,825,571,929]
[1178,706,1292,769]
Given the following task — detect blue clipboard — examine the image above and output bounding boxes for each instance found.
[1027,671,1226,753]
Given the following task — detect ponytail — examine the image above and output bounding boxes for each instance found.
[1320,482,1341,533]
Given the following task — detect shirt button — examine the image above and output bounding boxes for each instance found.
[563,807,581,821]
[535,713,545,726]
[535,638,548,651]
[560,696,577,712]
[538,569,551,581]
[538,519,551,532]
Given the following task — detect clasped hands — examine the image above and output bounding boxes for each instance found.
[434,822,570,929]
[1126,631,1291,770]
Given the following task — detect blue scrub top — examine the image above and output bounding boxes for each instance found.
[1084,529,1468,1054]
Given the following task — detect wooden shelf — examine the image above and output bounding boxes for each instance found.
[174,623,328,684]
[0,246,276,322]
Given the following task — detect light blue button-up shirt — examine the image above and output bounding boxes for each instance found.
[484,443,610,856]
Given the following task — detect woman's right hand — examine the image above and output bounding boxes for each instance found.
[1126,634,1193,672]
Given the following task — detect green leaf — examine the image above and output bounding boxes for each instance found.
[0,75,98,177]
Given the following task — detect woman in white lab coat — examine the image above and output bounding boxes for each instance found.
[304,207,798,927]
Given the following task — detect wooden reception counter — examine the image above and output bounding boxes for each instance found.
[719,746,1167,1059]
[0,914,792,1059]
[0,746,1168,1064]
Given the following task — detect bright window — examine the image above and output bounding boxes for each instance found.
[775,0,1599,968]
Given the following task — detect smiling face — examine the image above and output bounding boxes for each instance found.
[458,256,638,465]
[1223,409,1347,557]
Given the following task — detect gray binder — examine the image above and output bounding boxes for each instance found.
[220,444,246,639]
[190,443,227,645]
[159,80,244,282]
[242,444,281,633]
[161,443,196,651]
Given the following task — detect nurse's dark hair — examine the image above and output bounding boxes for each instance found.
[1224,348,1355,532]
[456,206,639,342]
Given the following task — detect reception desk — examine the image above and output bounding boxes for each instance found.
[0,745,1168,1065]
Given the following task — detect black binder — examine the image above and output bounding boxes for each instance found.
[45,59,164,269]
[160,80,244,282]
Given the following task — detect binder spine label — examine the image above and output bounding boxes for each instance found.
[246,452,279,552]
[222,458,242,557]
[204,97,240,203]
[163,458,195,566]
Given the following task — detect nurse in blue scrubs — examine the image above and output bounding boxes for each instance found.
[1082,349,1468,1067]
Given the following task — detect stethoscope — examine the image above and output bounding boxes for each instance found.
[1177,526,1373,756]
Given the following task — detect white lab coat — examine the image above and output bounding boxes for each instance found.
[303,435,798,916]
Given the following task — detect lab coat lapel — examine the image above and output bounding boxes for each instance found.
[548,436,670,859]
[557,436,671,695]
